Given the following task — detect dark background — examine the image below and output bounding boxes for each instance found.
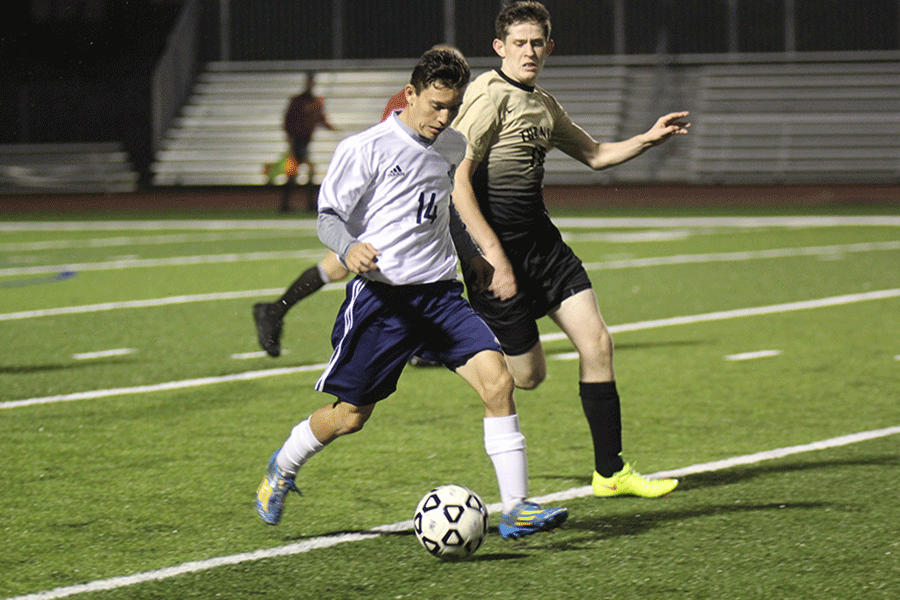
[1,0,898,180]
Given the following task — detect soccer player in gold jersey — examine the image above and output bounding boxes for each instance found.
[451,1,690,498]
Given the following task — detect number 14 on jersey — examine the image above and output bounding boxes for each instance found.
[417,192,438,224]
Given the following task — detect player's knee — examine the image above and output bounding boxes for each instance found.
[481,367,515,408]
[512,366,545,390]
[580,327,614,361]
[508,355,546,389]
[338,413,368,435]
[493,367,516,398]
[335,405,374,436]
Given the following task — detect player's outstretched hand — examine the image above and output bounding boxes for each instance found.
[646,111,691,145]
[345,242,380,274]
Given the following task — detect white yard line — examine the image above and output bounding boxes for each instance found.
[725,350,783,361]
[0,289,289,321]
[562,229,695,243]
[581,240,900,271]
[533,426,900,504]
[0,249,327,277]
[2,239,898,278]
[3,287,898,411]
[0,220,318,232]
[551,216,900,228]
[0,363,329,410]
[3,215,900,233]
[0,231,310,253]
[2,238,899,321]
[6,424,899,600]
[538,288,900,343]
[72,348,137,360]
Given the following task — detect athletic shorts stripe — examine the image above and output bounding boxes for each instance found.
[315,277,365,393]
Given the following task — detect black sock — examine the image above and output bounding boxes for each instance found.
[276,265,326,315]
[580,381,625,477]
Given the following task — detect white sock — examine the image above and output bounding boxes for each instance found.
[276,419,325,477]
[483,414,528,515]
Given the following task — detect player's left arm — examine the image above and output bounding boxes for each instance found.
[558,111,690,171]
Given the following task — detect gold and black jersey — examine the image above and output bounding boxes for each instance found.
[453,69,591,229]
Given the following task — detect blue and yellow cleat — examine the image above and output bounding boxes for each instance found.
[499,501,568,540]
[256,451,300,525]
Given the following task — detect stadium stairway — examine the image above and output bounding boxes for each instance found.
[0,143,139,194]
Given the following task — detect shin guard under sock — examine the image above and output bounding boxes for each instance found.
[580,381,625,477]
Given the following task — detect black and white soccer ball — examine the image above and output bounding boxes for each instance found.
[413,484,489,560]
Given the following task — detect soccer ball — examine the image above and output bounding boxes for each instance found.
[413,484,489,560]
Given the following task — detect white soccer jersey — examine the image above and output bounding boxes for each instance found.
[317,115,467,286]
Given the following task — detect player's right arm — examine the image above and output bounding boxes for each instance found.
[317,210,380,275]
[452,158,517,300]
[316,138,380,275]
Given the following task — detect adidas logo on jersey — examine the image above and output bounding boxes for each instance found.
[387,164,405,177]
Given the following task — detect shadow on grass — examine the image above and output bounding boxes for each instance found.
[270,456,897,558]
[531,454,899,549]
[278,527,530,561]
[0,357,138,375]
[543,454,899,491]
[548,500,835,550]
[613,339,708,352]
[673,454,900,490]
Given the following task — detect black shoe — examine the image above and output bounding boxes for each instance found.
[253,302,283,357]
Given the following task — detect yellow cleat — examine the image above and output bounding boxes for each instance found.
[592,463,678,498]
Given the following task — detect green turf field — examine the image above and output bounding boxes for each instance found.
[1,205,898,599]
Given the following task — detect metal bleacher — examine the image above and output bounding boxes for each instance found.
[0,142,139,194]
[150,63,629,186]
[691,61,900,183]
[151,66,410,186]
[536,65,628,184]
[151,59,900,187]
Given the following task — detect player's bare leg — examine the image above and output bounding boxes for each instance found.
[454,349,515,417]
[551,289,677,498]
[455,350,567,537]
[257,401,375,525]
[504,342,547,390]
[308,400,375,443]
[549,288,614,383]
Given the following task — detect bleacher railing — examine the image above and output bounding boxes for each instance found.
[152,0,201,158]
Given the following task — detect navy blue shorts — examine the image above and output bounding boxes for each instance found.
[315,277,502,406]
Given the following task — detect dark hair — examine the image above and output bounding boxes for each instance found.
[495,1,551,41]
[409,47,471,93]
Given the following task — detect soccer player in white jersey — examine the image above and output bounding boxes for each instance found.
[450,1,690,499]
[255,48,567,540]
[252,46,461,363]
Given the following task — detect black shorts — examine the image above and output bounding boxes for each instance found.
[462,214,592,356]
